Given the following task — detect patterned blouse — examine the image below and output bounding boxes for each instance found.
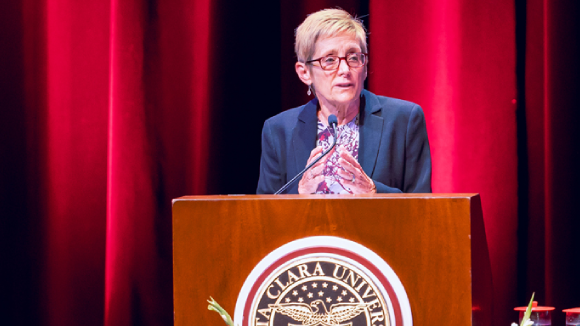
[315,115,360,194]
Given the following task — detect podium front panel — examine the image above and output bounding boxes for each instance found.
[172,194,490,326]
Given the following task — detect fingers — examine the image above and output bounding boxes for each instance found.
[334,146,374,194]
[299,147,327,194]
[299,145,375,194]
[336,166,356,181]
[298,172,324,194]
[338,147,359,168]
[306,146,335,178]
[336,147,360,175]
[309,160,325,176]
[306,146,324,165]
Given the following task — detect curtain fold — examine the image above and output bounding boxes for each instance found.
[1,1,45,325]
[105,0,155,324]
[44,1,110,324]
[368,1,518,324]
[524,0,580,325]
[104,0,212,324]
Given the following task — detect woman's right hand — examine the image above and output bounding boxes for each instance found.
[298,146,328,194]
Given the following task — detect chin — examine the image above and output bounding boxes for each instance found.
[332,92,358,104]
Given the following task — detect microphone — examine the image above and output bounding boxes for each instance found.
[327,114,338,131]
[274,114,339,194]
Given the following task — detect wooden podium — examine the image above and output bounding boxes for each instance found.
[172,194,492,326]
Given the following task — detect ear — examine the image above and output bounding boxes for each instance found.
[295,62,312,86]
[363,63,368,81]
[363,56,369,80]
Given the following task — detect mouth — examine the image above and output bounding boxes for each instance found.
[334,83,354,88]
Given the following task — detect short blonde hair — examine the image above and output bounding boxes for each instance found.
[295,8,367,63]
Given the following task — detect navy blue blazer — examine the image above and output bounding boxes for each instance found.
[257,89,432,194]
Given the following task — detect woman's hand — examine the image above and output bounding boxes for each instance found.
[336,147,376,194]
[298,146,329,194]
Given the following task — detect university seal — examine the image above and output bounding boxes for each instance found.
[234,237,412,326]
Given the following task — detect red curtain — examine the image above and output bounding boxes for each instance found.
[524,0,580,325]
[105,0,215,324]
[368,1,518,324]
[3,0,212,324]
[44,0,109,324]
[1,0,579,325]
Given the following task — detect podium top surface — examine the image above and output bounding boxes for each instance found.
[173,193,479,204]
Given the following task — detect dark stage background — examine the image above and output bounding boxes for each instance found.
[1,0,579,325]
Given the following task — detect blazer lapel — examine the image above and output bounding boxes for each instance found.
[291,99,318,177]
[359,90,384,177]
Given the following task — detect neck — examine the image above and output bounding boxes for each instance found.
[317,97,360,126]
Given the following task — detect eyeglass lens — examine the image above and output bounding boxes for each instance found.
[321,53,366,70]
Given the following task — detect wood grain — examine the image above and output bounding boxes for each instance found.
[172,194,491,326]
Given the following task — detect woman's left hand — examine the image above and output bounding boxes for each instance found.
[336,147,376,194]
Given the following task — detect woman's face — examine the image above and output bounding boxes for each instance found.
[308,33,367,108]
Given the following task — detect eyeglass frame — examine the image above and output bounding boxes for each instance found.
[306,53,368,71]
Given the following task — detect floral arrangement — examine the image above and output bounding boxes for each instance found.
[513,293,535,326]
[208,297,234,326]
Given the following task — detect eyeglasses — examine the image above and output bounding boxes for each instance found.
[306,53,368,71]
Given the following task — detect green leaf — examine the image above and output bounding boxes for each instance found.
[521,292,535,326]
[207,297,234,326]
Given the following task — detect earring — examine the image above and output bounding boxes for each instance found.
[307,85,312,96]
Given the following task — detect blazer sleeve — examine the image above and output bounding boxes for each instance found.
[372,181,403,193]
[403,105,432,192]
[372,104,431,193]
[256,119,283,194]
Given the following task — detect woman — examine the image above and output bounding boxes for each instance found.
[257,8,431,194]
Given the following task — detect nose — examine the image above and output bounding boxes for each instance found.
[337,57,350,74]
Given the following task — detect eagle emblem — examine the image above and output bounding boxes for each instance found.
[269,299,368,326]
